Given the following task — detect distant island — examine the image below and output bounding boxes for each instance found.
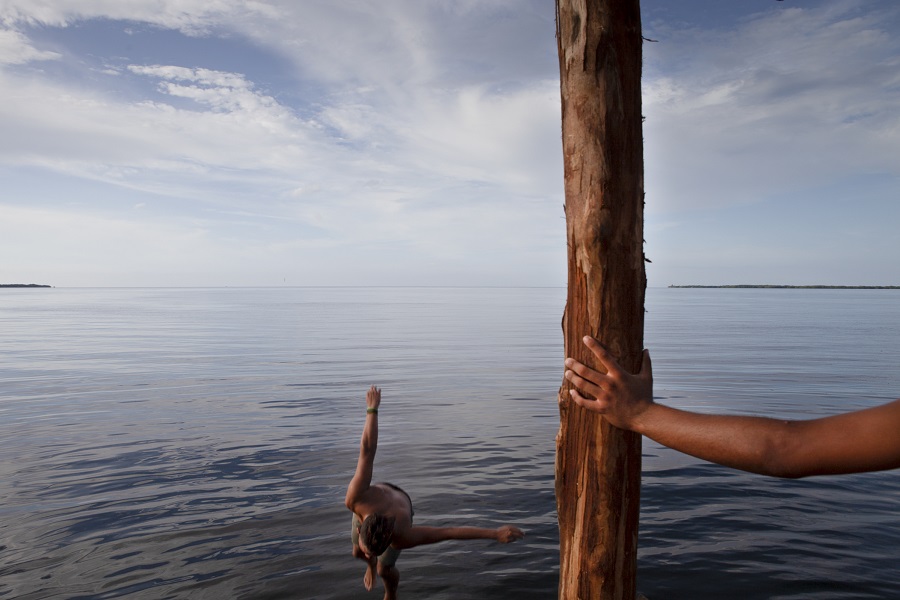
[669,285,900,290]
[0,284,52,288]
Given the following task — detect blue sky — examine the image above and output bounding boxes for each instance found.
[1,1,897,287]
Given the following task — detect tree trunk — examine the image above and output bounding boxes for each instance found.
[554,0,646,598]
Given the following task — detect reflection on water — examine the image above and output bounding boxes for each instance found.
[1,287,898,599]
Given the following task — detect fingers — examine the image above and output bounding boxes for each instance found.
[582,336,625,376]
[573,337,650,380]
[564,357,609,398]
[566,339,649,412]
[569,388,608,414]
[365,386,380,410]
[563,370,600,399]
[564,337,621,394]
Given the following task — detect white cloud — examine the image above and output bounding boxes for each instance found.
[397,82,562,194]
[643,2,900,214]
[0,63,322,200]
[1,1,562,203]
[0,0,276,34]
[0,49,564,284]
[6,1,893,287]
[0,26,60,63]
[128,64,297,121]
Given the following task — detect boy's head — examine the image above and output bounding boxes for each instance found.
[359,513,396,557]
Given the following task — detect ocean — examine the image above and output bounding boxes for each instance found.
[1,287,898,599]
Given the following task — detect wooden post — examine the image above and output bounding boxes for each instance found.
[554,0,646,598]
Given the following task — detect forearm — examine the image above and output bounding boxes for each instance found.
[360,385,381,453]
[566,339,900,478]
[403,525,498,547]
[442,526,498,541]
[360,412,378,454]
[635,403,796,477]
[636,399,900,478]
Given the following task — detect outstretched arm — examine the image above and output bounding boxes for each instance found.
[564,336,900,478]
[344,385,382,508]
[399,525,524,549]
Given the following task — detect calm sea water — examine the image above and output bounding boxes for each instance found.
[1,287,898,599]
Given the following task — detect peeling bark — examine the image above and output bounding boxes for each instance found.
[555,0,646,598]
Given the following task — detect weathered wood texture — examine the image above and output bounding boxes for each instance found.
[554,0,646,598]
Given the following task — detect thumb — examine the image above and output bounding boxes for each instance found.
[639,349,652,380]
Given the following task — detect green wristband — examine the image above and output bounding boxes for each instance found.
[367,408,378,415]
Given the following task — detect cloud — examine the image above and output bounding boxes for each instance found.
[1,2,560,197]
[396,82,562,194]
[0,60,322,201]
[0,57,563,286]
[127,64,297,122]
[0,0,276,34]
[642,1,900,214]
[0,26,60,63]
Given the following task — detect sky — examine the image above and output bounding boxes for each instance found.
[1,0,898,288]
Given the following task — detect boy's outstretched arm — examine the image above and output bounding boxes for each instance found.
[345,385,381,508]
[564,336,900,478]
[399,524,524,549]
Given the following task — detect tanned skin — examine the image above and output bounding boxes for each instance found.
[345,386,524,600]
[564,336,900,478]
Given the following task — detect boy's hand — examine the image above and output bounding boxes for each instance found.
[495,525,525,543]
[366,385,381,410]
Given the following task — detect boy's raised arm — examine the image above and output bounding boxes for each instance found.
[344,385,381,508]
